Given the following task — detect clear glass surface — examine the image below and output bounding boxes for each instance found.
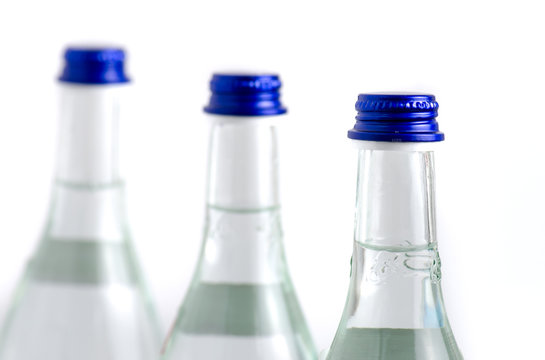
[161,117,317,359]
[326,148,462,360]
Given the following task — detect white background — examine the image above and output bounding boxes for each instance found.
[0,0,544,359]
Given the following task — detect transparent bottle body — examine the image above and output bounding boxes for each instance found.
[161,116,316,360]
[326,146,462,360]
[0,85,161,359]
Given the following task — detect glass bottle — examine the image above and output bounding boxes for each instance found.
[0,47,161,359]
[325,94,463,360]
[161,74,317,360]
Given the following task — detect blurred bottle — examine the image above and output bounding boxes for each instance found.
[325,94,463,360]
[0,47,161,359]
[161,74,317,360]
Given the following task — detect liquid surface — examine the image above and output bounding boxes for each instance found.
[327,328,462,360]
[177,283,292,335]
[30,239,138,284]
[162,283,315,360]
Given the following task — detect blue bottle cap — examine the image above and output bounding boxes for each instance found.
[348,93,444,142]
[59,46,130,85]
[204,73,287,116]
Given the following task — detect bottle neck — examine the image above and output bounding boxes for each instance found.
[198,115,284,285]
[344,141,446,330]
[206,115,280,210]
[45,84,128,242]
[354,142,437,249]
[56,84,123,185]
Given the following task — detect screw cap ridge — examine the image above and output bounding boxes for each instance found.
[59,47,130,85]
[349,93,444,142]
[204,73,287,116]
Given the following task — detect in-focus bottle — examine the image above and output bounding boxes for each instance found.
[324,94,463,360]
[0,47,161,359]
[161,74,317,360]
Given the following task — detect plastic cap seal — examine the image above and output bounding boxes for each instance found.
[59,47,130,84]
[348,93,444,142]
[204,74,287,116]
